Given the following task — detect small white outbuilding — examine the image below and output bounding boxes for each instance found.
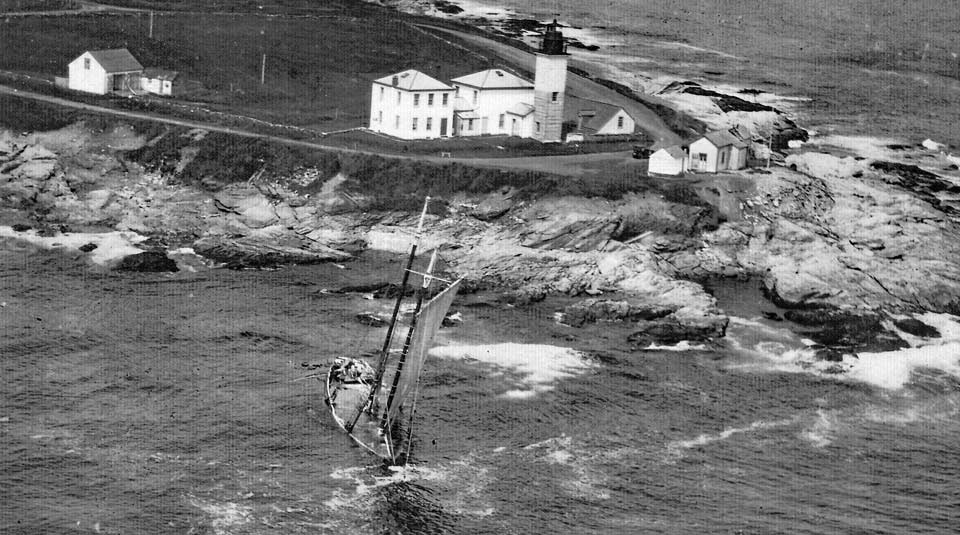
[68,49,143,95]
[648,145,688,176]
[688,130,749,173]
[140,68,180,96]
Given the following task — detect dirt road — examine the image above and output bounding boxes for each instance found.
[0,84,642,176]
[420,25,683,146]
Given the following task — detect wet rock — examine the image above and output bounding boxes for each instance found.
[562,299,673,327]
[814,348,844,362]
[356,312,388,327]
[503,284,548,305]
[78,243,98,253]
[193,236,350,269]
[783,308,908,352]
[893,318,940,338]
[761,311,783,321]
[11,223,30,232]
[627,316,728,346]
[114,251,179,272]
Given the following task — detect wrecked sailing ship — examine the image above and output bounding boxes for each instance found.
[322,198,462,465]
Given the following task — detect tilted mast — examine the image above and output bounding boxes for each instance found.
[345,197,431,433]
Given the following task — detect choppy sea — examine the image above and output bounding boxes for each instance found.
[2,243,959,534]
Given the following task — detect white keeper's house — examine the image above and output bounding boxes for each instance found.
[68,49,143,95]
[368,69,456,139]
[368,21,635,143]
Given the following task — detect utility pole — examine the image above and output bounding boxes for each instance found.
[148,11,154,39]
[260,53,266,85]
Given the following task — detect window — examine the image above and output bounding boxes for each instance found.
[380,87,384,101]
[412,118,418,130]
[378,111,382,123]
[467,118,474,131]
[395,115,400,128]
[426,117,432,131]
[84,58,90,69]
[720,152,726,164]
[473,90,478,104]
[442,93,448,106]
[498,114,505,129]
[551,92,558,102]
[536,121,541,132]
[617,116,624,129]
[414,94,420,107]
[698,153,707,162]
[428,93,434,106]
[397,91,401,105]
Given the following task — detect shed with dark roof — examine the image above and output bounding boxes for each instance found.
[68,49,143,95]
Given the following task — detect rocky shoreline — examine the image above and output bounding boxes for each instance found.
[4,119,960,358]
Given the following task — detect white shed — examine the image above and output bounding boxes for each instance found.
[140,68,180,96]
[688,130,749,173]
[649,145,688,176]
[369,69,455,140]
[68,49,143,95]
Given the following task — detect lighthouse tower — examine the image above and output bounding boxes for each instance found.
[533,20,568,143]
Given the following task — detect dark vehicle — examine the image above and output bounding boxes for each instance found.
[632,145,653,159]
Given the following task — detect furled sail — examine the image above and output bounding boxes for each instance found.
[383,278,462,428]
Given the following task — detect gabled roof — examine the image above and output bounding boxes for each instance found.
[565,96,631,133]
[450,69,533,90]
[85,49,143,73]
[505,102,535,117]
[700,130,749,149]
[654,145,687,159]
[373,69,452,91]
[142,68,179,81]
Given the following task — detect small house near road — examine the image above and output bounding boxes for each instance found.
[68,49,143,95]
[369,69,455,139]
[140,68,180,96]
[566,97,636,137]
[688,130,749,173]
[649,144,689,176]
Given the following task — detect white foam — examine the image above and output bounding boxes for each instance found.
[644,341,706,351]
[430,343,592,398]
[0,226,147,265]
[668,418,794,456]
[799,409,834,448]
[188,498,252,535]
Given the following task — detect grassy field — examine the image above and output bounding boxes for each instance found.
[0,6,496,131]
[0,0,78,11]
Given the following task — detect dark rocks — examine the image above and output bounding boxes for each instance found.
[114,251,179,272]
[871,161,960,215]
[11,223,31,232]
[783,308,908,353]
[193,237,351,269]
[562,299,673,327]
[78,242,98,253]
[628,317,728,347]
[356,312,387,327]
[761,311,783,321]
[893,318,941,338]
[814,348,844,362]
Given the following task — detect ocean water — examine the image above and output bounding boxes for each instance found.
[2,246,959,534]
[454,0,960,146]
